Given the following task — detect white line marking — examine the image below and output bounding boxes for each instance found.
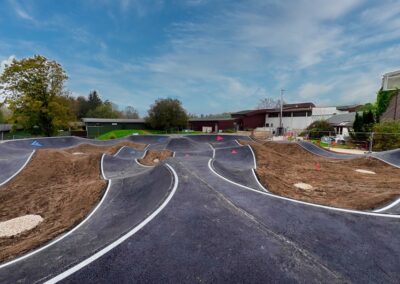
[208,143,216,158]
[172,151,176,158]
[0,179,113,269]
[247,145,257,169]
[234,139,241,146]
[207,158,400,219]
[45,163,179,284]
[252,169,268,192]
[100,154,107,180]
[373,197,400,212]
[0,150,35,187]
[113,146,126,157]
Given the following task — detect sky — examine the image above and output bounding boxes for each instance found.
[1,0,400,116]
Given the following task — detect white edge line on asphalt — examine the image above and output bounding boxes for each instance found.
[252,169,268,192]
[207,158,400,219]
[45,163,179,284]
[0,150,36,187]
[113,146,126,157]
[172,151,176,158]
[234,139,241,146]
[373,197,400,212]
[100,154,107,180]
[0,172,113,269]
[134,150,154,168]
[208,143,216,159]
[247,145,257,169]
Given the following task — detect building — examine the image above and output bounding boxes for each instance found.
[382,70,400,91]
[188,118,235,132]
[82,118,146,138]
[326,112,356,136]
[231,109,270,130]
[380,92,400,121]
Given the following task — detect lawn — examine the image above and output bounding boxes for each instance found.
[97,129,203,140]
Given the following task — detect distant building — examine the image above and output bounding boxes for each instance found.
[188,118,235,132]
[82,118,146,138]
[382,70,400,91]
[326,112,356,136]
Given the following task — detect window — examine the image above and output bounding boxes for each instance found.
[265,123,269,127]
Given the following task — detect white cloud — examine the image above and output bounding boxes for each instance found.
[298,83,333,99]
[0,55,16,73]
[9,0,35,22]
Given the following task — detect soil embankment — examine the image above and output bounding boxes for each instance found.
[240,141,400,210]
[138,150,173,166]
[0,141,146,263]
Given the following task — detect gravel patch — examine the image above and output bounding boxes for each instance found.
[0,215,43,237]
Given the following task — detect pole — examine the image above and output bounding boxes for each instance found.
[279,89,284,135]
[369,132,374,153]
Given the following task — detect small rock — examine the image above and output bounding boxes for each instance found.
[153,158,160,163]
[355,169,376,175]
[294,182,313,190]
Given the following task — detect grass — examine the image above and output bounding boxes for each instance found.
[97,129,203,140]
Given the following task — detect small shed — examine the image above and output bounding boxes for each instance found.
[82,118,146,138]
[326,113,356,136]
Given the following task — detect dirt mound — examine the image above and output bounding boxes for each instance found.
[240,141,400,210]
[138,150,173,166]
[64,141,146,155]
[0,141,146,263]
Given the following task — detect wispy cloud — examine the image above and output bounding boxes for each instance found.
[8,0,35,22]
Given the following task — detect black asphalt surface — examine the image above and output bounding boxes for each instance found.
[0,135,399,283]
[297,141,357,159]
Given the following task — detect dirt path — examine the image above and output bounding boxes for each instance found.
[0,141,146,263]
[241,141,400,210]
[138,150,173,166]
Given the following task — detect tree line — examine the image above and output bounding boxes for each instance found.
[0,55,189,136]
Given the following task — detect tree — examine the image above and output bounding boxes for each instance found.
[146,98,188,130]
[256,97,282,109]
[372,121,400,151]
[0,108,4,123]
[87,100,120,118]
[0,55,73,136]
[353,112,363,132]
[123,106,139,119]
[87,90,102,111]
[305,120,335,139]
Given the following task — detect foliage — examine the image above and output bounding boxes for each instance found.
[360,102,376,113]
[0,55,73,136]
[146,98,188,130]
[351,111,375,142]
[0,108,4,123]
[256,97,285,109]
[123,106,139,119]
[86,100,120,118]
[372,121,400,151]
[305,120,335,139]
[376,88,398,120]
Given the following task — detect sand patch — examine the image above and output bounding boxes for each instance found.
[294,183,313,190]
[355,169,376,175]
[0,215,43,237]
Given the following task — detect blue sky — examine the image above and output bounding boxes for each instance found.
[1,0,400,116]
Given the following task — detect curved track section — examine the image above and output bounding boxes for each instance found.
[0,134,399,283]
[297,141,357,159]
[0,160,175,283]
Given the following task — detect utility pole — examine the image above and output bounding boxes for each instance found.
[279,89,285,135]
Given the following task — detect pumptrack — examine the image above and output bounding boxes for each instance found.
[0,134,399,283]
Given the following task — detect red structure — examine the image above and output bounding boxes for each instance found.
[188,118,235,132]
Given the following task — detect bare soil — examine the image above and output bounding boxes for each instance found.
[138,150,173,166]
[0,141,146,263]
[240,141,400,210]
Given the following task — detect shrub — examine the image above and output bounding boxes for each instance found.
[372,121,400,151]
[306,120,335,139]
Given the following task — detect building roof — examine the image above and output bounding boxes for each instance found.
[231,102,315,117]
[82,118,145,123]
[189,118,234,122]
[326,112,356,127]
[383,70,400,77]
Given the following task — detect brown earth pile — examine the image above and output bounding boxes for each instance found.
[138,150,173,166]
[240,141,400,210]
[0,141,146,263]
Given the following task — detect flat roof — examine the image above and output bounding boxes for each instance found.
[189,118,234,122]
[82,118,145,123]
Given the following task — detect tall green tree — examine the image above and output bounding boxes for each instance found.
[0,55,73,136]
[0,108,4,123]
[146,98,188,130]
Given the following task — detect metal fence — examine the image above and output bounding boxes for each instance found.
[281,130,400,152]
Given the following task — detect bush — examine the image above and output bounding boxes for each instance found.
[372,121,400,151]
[306,120,335,139]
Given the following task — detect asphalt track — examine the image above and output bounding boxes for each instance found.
[0,135,399,283]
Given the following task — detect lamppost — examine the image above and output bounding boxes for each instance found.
[279,89,284,135]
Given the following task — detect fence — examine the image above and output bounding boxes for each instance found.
[0,130,71,141]
[282,130,400,152]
